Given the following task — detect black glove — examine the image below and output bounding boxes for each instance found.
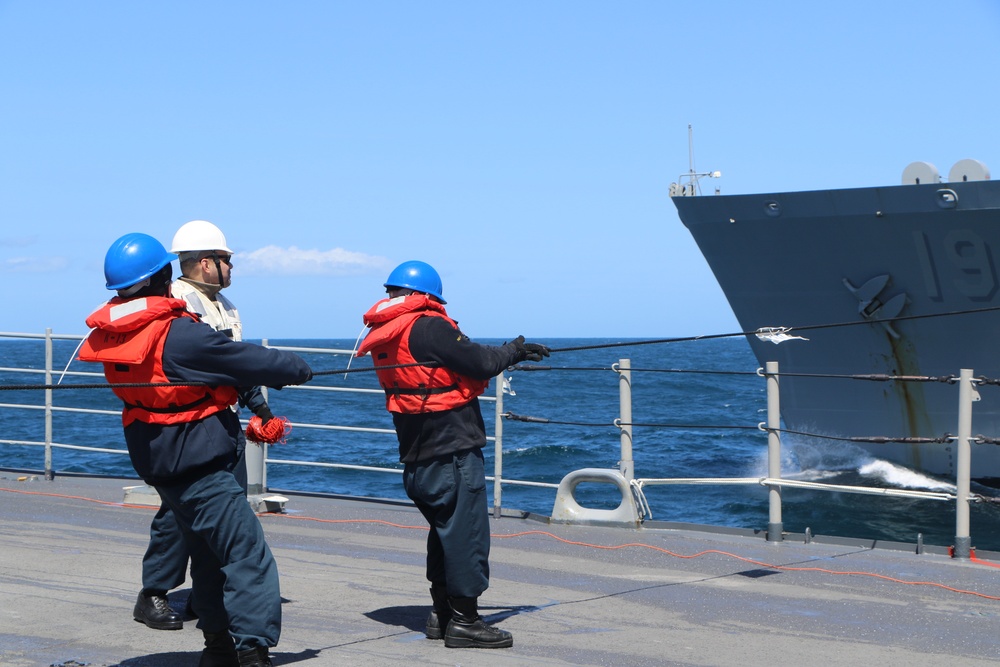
[512,335,551,362]
[255,404,275,426]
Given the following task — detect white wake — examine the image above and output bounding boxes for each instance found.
[857,459,955,492]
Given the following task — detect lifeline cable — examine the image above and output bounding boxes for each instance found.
[501,411,954,444]
[502,411,761,431]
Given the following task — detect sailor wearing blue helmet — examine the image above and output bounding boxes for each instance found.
[80,233,312,667]
[358,260,549,649]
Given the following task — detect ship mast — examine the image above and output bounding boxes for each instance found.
[670,124,721,196]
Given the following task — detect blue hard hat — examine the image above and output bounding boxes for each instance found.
[104,233,176,291]
[384,260,445,303]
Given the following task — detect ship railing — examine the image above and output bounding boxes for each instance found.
[0,330,120,476]
[250,340,558,506]
[623,361,976,557]
[529,358,970,539]
[0,330,557,505]
[0,330,984,556]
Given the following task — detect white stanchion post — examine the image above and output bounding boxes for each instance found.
[493,372,504,519]
[44,328,54,480]
[244,338,268,496]
[618,359,634,481]
[953,368,975,558]
[766,361,783,542]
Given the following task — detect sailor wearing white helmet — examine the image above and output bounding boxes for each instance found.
[132,220,282,644]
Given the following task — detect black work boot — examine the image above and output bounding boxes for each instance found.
[133,590,183,630]
[198,632,238,667]
[236,646,272,667]
[425,585,452,640]
[444,596,513,649]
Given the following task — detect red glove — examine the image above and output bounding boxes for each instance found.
[246,415,291,444]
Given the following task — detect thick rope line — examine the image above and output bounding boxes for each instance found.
[511,365,971,385]
[6,300,1000,391]
[0,361,434,391]
[545,304,1000,353]
[510,364,758,376]
[0,381,210,391]
[310,360,438,377]
[1,365,985,391]
[549,333,738,352]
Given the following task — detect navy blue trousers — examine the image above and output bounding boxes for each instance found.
[153,466,280,650]
[142,440,247,593]
[403,448,491,599]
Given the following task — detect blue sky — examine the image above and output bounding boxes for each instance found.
[2,1,999,340]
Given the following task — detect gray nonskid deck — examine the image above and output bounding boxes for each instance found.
[2,474,999,667]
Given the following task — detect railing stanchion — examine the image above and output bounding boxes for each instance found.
[44,328,54,480]
[953,368,975,558]
[493,371,504,519]
[766,361,783,542]
[245,338,268,495]
[618,358,634,481]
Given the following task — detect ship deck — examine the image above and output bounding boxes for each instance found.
[3,473,1000,667]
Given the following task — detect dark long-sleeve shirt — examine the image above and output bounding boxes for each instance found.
[125,317,311,485]
[393,316,523,463]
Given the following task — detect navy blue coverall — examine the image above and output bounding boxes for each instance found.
[120,317,311,651]
[392,316,524,598]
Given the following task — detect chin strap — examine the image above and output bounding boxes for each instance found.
[210,254,225,288]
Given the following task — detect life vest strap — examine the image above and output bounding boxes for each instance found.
[124,392,212,414]
[384,383,459,398]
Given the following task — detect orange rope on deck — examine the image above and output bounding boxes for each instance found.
[4,484,999,602]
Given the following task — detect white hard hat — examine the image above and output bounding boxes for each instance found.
[170,220,233,254]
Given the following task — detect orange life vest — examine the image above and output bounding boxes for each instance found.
[357,295,489,413]
[79,296,238,426]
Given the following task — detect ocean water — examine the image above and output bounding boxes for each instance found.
[3,335,1000,551]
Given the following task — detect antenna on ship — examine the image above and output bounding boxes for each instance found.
[669,124,721,197]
